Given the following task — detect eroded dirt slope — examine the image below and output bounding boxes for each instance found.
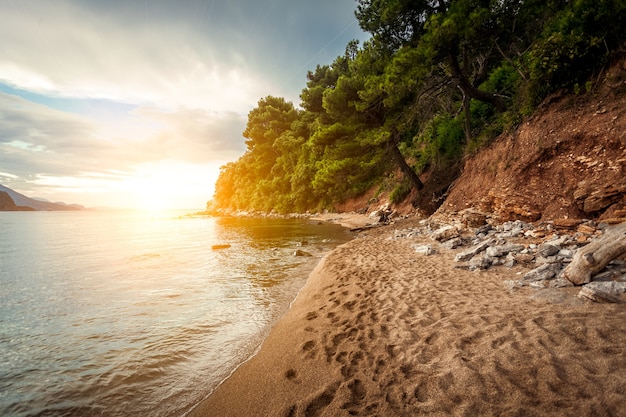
[439,58,626,222]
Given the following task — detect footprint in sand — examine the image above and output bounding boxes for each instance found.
[303,382,340,417]
[302,340,318,359]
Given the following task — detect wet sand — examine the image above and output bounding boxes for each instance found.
[189,218,626,417]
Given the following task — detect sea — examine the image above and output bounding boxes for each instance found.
[0,210,352,417]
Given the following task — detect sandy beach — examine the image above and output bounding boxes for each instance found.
[189,216,626,417]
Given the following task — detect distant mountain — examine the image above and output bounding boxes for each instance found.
[0,184,84,211]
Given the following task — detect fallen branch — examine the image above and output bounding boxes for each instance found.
[563,222,626,285]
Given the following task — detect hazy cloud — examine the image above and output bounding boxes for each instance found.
[0,0,367,207]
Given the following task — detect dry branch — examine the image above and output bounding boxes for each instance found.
[563,222,626,285]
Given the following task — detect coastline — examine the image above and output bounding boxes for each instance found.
[188,216,626,417]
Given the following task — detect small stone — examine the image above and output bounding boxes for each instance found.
[455,239,494,262]
[577,224,597,234]
[503,280,522,290]
[294,249,312,257]
[523,263,563,282]
[546,235,570,247]
[538,243,560,257]
[476,224,493,235]
[514,253,536,264]
[576,235,589,244]
[413,244,435,255]
[486,244,526,258]
[441,237,464,250]
[469,255,494,270]
[430,225,460,242]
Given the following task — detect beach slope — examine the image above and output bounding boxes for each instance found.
[190,222,626,417]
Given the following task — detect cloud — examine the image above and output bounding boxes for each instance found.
[0,1,271,112]
[0,0,366,109]
[0,0,367,208]
[0,92,246,174]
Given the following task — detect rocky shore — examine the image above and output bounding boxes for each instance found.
[189,211,626,417]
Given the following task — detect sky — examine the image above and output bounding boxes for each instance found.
[0,0,368,210]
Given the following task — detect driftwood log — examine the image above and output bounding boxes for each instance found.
[563,222,626,285]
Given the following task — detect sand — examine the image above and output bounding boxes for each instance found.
[189,217,626,417]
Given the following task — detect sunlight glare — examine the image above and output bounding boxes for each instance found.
[126,162,220,212]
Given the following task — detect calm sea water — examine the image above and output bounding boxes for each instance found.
[0,210,351,417]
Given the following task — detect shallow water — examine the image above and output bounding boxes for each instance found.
[0,210,351,416]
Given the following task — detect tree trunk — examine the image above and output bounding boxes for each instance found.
[448,53,506,112]
[388,132,424,191]
[563,222,626,285]
[462,91,472,143]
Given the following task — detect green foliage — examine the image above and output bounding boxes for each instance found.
[210,0,626,214]
[389,179,412,204]
[411,116,465,174]
[527,0,626,99]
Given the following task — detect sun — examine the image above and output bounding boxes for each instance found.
[122,161,221,212]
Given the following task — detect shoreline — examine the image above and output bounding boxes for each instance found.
[188,216,626,417]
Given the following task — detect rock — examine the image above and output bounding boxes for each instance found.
[503,280,523,290]
[577,286,622,303]
[514,253,536,264]
[549,277,575,288]
[577,224,597,234]
[503,253,516,268]
[584,281,626,294]
[537,243,560,257]
[294,249,312,257]
[413,244,437,255]
[430,225,460,242]
[535,256,561,265]
[469,255,494,270]
[575,183,625,213]
[544,235,570,248]
[553,218,583,228]
[523,263,563,282]
[441,237,464,250]
[592,269,622,281]
[461,209,487,227]
[602,217,626,225]
[476,224,494,235]
[454,239,494,262]
[485,244,525,258]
